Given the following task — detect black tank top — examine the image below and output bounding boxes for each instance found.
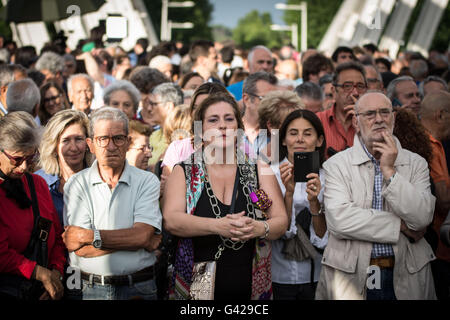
[180,163,254,300]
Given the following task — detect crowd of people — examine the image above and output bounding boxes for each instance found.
[0,30,449,301]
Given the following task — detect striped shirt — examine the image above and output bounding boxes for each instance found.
[362,143,395,258]
[316,104,355,159]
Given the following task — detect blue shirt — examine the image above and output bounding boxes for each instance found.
[227,80,244,101]
[361,143,395,258]
[35,170,64,226]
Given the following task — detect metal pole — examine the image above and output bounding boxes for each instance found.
[167,20,172,41]
[301,2,307,52]
[291,24,298,51]
[161,0,169,41]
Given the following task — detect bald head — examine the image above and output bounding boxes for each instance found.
[355,91,392,113]
[420,91,450,119]
[276,59,298,80]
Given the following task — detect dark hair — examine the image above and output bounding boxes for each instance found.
[294,82,323,101]
[14,46,38,69]
[38,81,70,126]
[191,93,244,134]
[331,46,355,63]
[129,66,169,94]
[375,57,391,71]
[189,82,230,115]
[393,108,432,164]
[278,109,326,165]
[220,46,234,64]
[333,61,366,85]
[179,72,203,89]
[302,54,334,82]
[363,43,378,54]
[189,40,214,63]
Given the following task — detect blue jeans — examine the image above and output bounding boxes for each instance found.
[66,278,157,300]
[366,267,397,300]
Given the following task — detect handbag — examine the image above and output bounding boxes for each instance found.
[189,167,240,300]
[0,173,52,300]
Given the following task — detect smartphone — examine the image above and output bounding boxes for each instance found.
[294,151,320,182]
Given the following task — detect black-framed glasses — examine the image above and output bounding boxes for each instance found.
[94,135,128,148]
[247,92,265,101]
[334,81,367,93]
[43,94,61,104]
[355,108,392,120]
[1,149,39,166]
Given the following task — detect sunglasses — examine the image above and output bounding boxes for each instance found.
[1,149,39,166]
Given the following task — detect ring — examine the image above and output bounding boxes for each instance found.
[312,186,317,190]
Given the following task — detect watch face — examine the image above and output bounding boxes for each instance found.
[93,240,102,249]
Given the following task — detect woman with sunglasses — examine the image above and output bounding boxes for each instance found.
[36,109,92,226]
[0,112,65,300]
[38,81,70,126]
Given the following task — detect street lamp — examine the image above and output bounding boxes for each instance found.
[275,2,307,52]
[271,24,298,51]
[161,0,195,41]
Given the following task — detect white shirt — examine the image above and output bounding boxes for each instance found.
[64,160,162,276]
[270,158,328,284]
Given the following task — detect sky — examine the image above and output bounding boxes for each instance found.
[210,0,286,29]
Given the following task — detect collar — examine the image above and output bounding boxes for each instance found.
[350,134,409,166]
[88,159,131,186]
[0,101,7,115]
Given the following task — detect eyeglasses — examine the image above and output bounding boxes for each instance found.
[43,94,61,104]
[129,145,153,152]
[355,108,393,120]
[247,92,265,101]
[1,149,39,166]
[94,135,128,148]
[334,82,367,93]
[148,101,163,107]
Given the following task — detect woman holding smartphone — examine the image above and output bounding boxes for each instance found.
[270,109,328,300]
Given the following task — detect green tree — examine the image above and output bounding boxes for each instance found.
[232,10,286,50]
[283,0,343,49]
[143,0,213,43]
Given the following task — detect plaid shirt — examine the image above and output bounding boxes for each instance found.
[362,143,395,258]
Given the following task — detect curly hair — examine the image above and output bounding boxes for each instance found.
[393,108,432,164]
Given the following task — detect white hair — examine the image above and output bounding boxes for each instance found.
[149,55,172,69]
[67,73,94,94]
[6,79,41,114]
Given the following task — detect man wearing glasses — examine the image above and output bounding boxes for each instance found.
[316,61,367,159]
[316,92,436,300]
[62,107,162,300]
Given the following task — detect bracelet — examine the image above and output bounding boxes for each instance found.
[260,221,270,239]
[310,204,324,216]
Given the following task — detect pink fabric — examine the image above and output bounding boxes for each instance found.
[161,138,195,169]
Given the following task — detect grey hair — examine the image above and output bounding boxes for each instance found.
[103,80,141,111]
[247,45,271,65]
[0,64,15,87]
[63,53,76,64]
[243,71,278,95]
[409,59,428,80]
[67,73,94,94]
[6,79,41,114]
[386,75,414,100]
[149,55,171,68]
[0,111,41,151]
[418,75,448,98]
[89,106,129,137]
[35,51,64,74]
[0,48,10,63]
[152,82,184,105]
[294,82,323,101]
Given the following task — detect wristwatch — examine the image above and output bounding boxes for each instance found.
[92,229,102,249]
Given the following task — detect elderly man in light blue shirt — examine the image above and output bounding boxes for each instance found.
[63,107,162,300]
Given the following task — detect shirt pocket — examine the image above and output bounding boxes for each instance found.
[405,239,436,273]
[321,240,358,273]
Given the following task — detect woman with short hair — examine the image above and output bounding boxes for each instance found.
[103,80,141,120]
[0,112,65,300]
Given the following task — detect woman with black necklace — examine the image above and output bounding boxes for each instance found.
[0,112,65,300]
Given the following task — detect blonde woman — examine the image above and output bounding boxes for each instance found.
[36,109,92,225]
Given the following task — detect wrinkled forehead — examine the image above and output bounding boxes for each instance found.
[356,92,392,111]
